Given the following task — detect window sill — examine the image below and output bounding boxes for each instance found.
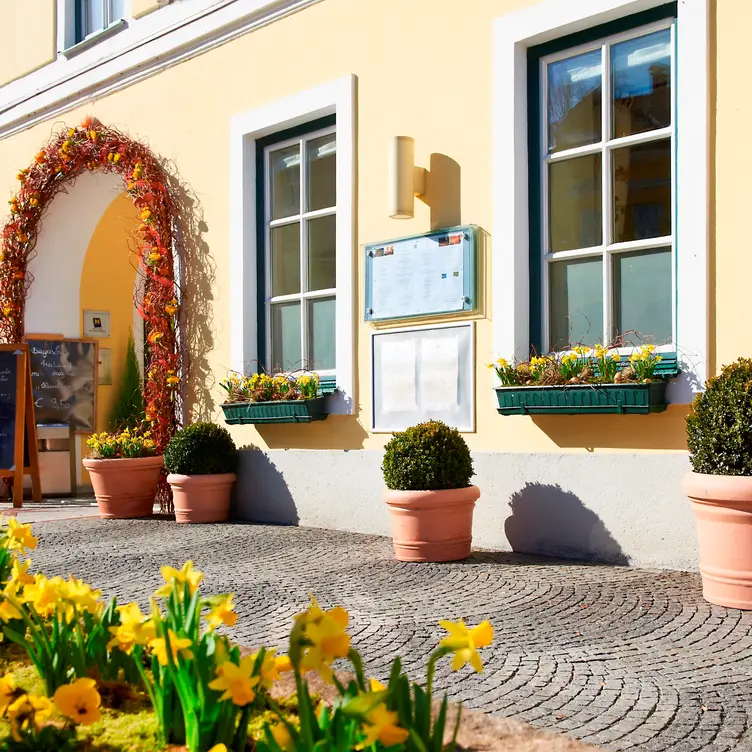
[60,19,128,59]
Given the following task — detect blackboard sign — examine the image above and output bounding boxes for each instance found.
[27,339,97,432]
[0,350,20,471]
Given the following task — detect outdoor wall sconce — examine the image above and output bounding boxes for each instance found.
[389,136,427,219]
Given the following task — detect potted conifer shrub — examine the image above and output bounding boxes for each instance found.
[164,422,238,523]
[382,420,479,562]
[684,358,752,609]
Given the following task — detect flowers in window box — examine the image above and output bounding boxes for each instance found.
[489,344,665,387]
[219,371,320,404]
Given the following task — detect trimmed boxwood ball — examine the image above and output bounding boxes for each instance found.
[686,358,752,476]
[382,419,474,491]
[164,422,238,475]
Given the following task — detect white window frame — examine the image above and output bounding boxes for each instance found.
[230,75,356,415]
[57,0,128,54]
[493,0,710,404]
[263,125,337,376]
[539,18,676,353]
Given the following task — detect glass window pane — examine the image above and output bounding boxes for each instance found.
[270,145,300,220]
[549,257,603,350]
[612,29,671,139]
[271,302,301,372]
[547,49,602,153]
[110,0,125,21]
[307,134,336,211]
[308,297,336,371]
[549,154,602,252]
[612,139,671,243]
[82,0,106,37]
[271,223,300,296]
[307,215,336,291]
[613,247,672,344]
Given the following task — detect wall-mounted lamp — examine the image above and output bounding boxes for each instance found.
[389,136,427,219]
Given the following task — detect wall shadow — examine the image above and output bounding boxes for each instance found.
[422,153,461,230]
[161,161,217,423]
[258,414,369,450]
[504,482,629,565]
[232,447,299,525]
[531,404,689,450]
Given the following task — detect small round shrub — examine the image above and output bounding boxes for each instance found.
[686,358,752,476]
[382,420,474,491]
[164,422,238,475]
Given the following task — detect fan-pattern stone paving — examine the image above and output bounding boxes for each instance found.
[28,519,752,751]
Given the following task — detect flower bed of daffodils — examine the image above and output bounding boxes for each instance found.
[0,518,493,751]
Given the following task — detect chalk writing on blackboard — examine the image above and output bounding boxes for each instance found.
[27,340,96,432]
[0,352,18,470]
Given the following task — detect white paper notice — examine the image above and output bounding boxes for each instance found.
[419,336,459,412]
[380,339,417,413]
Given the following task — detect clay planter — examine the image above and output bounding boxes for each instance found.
[83,455,163,519]
[683,471,752,609]
[167,473,236,523]
[384,486,480,562]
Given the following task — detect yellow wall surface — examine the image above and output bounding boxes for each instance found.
[79,193,140,432]
[0,1,56,87]
[0,0,730,457]
[131,0,166,18]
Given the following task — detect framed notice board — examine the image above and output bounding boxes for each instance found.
[371,321,475,433]
[365,225,478,322]
[26,336,98,432]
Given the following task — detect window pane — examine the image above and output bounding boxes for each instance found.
[547,49,602,153]
[307,215,336,291]
[110,0,124,21]
[549,257,603,350]
[612,139,671,243]
[308,297,336,371]
[613,247,672,343]
[549,154,602,252]
[271,223,300,296]
[270,145,300,220]
[81,0,106,37]
[307,135,336,211]
[271,302,301,372]
[612,29,671,139]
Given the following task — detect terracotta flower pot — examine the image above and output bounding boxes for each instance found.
[384,486,480,562]
[683,471,752,609]
[167,473,236,523]
[83,455,163,519]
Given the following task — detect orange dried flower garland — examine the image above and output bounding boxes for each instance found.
[0,117,180,453]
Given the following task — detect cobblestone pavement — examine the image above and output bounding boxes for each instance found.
[29,519,752,752]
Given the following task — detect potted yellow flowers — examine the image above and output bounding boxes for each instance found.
[83,429,161,518]
[491,344,676,415]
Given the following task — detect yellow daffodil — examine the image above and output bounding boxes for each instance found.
[208,656,260,706]
[298,597,351,683]
[21,574,63,619]
[270,723,294,750]
[0,582,22,622]
[107,603,155,654]
[7,694,51,741]
[370,678,386,692]
[611,351,622,361]
[439,619,494,673]
[9,558,34,587]
[0,673,15,713]
[5,518,37,552]
[496,357,509,367]
[62,576,102,615]
[275,654,293,674]
[53,678,101,725]
[358,704,409,748]
[154,560,203,598]
[205,594,237,630]
[208,746,229,752]
[246,648,284,690]
[149,630,193,667]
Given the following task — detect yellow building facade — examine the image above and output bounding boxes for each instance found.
[0,0,725,568]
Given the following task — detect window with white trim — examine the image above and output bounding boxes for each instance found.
[75,0,125,43]
[538,17,675,351]
[261,120,337,374]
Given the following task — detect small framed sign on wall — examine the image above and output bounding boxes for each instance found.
[83,310,111,338]
[371,321,475,433]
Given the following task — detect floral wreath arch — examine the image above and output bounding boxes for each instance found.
[0,117,181,452]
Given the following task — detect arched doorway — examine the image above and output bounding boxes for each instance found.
[0,118,182,457]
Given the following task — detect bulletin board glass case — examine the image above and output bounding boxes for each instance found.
[364,225,478,321]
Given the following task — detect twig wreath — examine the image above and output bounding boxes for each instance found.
[0,117,181,456]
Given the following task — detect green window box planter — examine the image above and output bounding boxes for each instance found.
[494,381,669,416]
[221,396,329,425]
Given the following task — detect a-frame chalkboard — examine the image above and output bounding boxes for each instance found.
[0,345,41,508]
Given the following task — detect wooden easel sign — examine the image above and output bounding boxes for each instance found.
[0,344,41,508]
